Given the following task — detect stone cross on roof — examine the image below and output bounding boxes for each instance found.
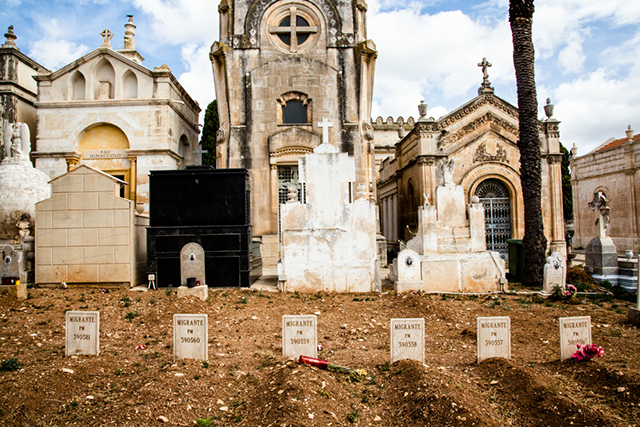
[193,143,208,165]
[478,57,492,84]
[100,29,113,48]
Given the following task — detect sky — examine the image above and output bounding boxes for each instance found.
[2,0,639,155]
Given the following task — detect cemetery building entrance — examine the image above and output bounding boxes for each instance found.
[475,178,512,255]
[277,165,305,239]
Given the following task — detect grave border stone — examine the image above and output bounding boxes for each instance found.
[559,316,591,361]
[390,318,425,364]
[65,311,100,356]
[282,315,317,361]
[477,316,511,363]
[173,313,208,362]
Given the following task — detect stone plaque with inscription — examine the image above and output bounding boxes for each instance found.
[390,318,425,364]
[559,316,591,361]
[180,242,206,286]
[282,315,317,361]
[540,252,566,297]
[173,314,208,361]
[65,311,100,356]
[477,316,511,363]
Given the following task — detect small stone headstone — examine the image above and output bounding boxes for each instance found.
[173,314,208,361]
[559,316,591,361]
[477,316,510,363]
[540,252,566,297]
[180,242,206,286]
[65,311,100,356]
[282,315,317,361]
[390,318,425,364]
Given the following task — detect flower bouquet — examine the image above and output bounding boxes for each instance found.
[572,343,604,361]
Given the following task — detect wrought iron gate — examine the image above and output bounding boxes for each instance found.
[277,165,306,239]
[475,179,511,254]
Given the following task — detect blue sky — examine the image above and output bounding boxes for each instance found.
[2,0,639,154]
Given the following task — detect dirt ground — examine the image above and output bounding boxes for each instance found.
[0,284,639,427]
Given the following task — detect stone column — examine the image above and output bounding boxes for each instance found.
[66,157,78,172]
[547,154,566,257]
[128,156,137,203]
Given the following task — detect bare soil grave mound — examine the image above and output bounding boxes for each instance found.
[0,287,638,426]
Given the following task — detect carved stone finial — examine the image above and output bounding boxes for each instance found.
[3,25,17,48]
[418,101,428,119]
[100,29,113,48]
[124,15,136,50]
[626,125,634,142]
[2,123,30,162]
[544,98,554,119]
[442,158,455,187]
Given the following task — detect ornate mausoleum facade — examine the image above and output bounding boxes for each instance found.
[32,18,201,211]
[376,76,566,259]
[211,0,377,268]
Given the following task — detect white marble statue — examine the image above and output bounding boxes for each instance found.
[442,158,455,187]
[2,122,30,161]
[588,191,610,238]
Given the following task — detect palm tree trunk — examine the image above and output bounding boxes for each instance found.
[510,0,547,287]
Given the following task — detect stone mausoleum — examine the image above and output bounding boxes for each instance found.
[376,72,567,261]
[32,17,201,212]
[211,0,378,269]
[571,127,640,254]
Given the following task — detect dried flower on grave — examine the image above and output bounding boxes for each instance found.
[572,343,604,361]
[298,355,365,378]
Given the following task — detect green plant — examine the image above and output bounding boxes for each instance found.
[380,362,390,372]
[120,295,131,307]
[79,293,85,303]
[115,368,123,376]
[166,285,173,296]
[125,311,138,322]
[1,358,20,371]
[238,296,248,304]
[195,417,214,427]
[347,409,359,423]
[318,389,330,399]
[202,361,209,368]
[150,297,156,305]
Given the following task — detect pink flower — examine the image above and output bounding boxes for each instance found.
[572,343,604,361]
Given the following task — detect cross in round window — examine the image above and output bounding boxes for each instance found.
[269,6,318,53]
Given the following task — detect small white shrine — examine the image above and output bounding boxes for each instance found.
[279,119,380,293]
[391,160,506,293]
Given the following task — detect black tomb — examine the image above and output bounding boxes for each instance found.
[146,167,261,288]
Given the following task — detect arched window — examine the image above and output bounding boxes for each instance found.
[95,59,116,100]
[72,72,86,100]
[278,92,311,125]
[474,178,511,253]
[123,70,138,99]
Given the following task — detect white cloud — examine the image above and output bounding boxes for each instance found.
[177,43,216,115]
[132,0,218,46]
[28,39,89,70]
[368,6,513,118]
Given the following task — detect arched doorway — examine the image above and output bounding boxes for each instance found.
[474,178,511,255]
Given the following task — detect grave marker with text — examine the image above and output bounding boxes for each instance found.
[390,318,425,364]
[559,316,591,361]
[282,315,317,361]
[477,316,510,363]
[173,314,208,361]
[65,311,100,356]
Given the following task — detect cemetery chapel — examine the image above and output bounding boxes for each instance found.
[211,0,566,268]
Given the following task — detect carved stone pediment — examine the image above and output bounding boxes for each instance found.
[438,112,518,149]
[269,126,320,157]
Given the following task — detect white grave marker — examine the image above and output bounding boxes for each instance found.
[390,318,425,364]
[559,316,591,361]
[477,316,511,363]
[173,314,208,361]
[282,315,317,360]
[65,311,100,356]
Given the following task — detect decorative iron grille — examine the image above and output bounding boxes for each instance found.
[475,179,511,253]
[277,165,306,239]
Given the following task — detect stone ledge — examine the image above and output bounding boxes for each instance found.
[177,285,208,301]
